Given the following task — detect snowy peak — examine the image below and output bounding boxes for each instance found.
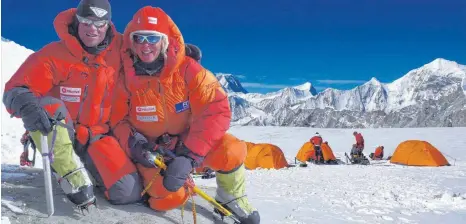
[414,58,465,79]
[215,73,248,94]
[294,82,311,91]
[364,77,382,86]
[293,82,318,96]
[423,58,460,71]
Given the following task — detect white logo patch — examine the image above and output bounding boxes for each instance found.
[60,86,82,96]
[61,95,80,103]
[137,115,158,122]
[148,17,158,24]
[90,6,108,18]
[136,106,156,113]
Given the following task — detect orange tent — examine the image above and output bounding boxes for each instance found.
[244,142,289,170]
[321,142,337,161]
[296,142,336,163]
[390,140,449,167]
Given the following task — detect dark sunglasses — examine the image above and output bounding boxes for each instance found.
[132,34,162,44]
[76,15,108,28]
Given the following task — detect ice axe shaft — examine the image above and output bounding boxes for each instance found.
[41,134,55,217]
[148,153,237,221]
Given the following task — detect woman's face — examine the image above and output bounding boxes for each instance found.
[132,34,163,63]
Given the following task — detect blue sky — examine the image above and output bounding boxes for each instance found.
[2,0,466,93]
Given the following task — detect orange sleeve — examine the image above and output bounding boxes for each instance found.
[182,59,231,156]
[109,74,134,156]
[4,51,58,115]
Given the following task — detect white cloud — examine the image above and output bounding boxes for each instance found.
[317,80,366,84]
[236,74,247,79]
[214,72,246,80]
[241,82,289,89]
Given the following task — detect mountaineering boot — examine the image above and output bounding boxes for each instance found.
[215,164,260,224]
[30,120,96,209]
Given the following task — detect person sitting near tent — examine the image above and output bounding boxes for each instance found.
[310,132,323,163]
[350,131,365,157]
[110,6,259,223]
[370,146,384,160]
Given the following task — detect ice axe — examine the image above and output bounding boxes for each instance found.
[41,134,55,217]
[143,151,240,223]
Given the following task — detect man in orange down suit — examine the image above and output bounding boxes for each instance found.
[372,146,384,160]
[110,6,260,223]
[2,0,143,210]
[351,131,365,157]
[310,132,324,163]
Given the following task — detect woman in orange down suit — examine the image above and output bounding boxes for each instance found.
[110,6,260,224]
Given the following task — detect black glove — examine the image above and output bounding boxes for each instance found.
[163,143,204,192]
[128,132,155,168]
[174,143,204,168]
[185,43,202,62]
[20,103,53,135]
[7,88,53,135]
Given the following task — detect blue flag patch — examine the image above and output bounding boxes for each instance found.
[175,100,190,113]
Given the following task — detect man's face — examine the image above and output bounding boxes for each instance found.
[77,15,109,47]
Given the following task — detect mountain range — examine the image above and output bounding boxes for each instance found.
[216,59,466,128]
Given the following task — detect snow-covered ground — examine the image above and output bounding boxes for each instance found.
[1,39,38,168]
[202,127,466,224]
[5,126,465,223]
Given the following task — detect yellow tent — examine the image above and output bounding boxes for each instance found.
[390,140,449,166]
[296,142,336,163]
[244,142,289,170]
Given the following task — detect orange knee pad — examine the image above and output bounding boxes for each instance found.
[202,133,247,172]
[148,185,190,211]
[87,136,137,189]
[137,164,190,211]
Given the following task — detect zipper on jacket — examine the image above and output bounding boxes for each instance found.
[76,85,89,124]
[158,79,170,133]
[97,83,108,123]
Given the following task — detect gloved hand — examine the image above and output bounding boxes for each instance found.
[185,43,202,62]
[163,143,204,192]
[21,103,53,135]
[128,132,156,168]
[11,90,53,135]
[174,143,204,168]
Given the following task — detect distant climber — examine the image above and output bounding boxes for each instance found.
[350,131,365,158]
[310,132,323,163]
[370,146,384,160]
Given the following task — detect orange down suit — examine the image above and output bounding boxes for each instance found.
[110,7,247,211]
[4,9,139,203]
[374,146,384,159]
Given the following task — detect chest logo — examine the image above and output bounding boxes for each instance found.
[136,106,156,113]
[175,101,190,113]
[60,86,82,96]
